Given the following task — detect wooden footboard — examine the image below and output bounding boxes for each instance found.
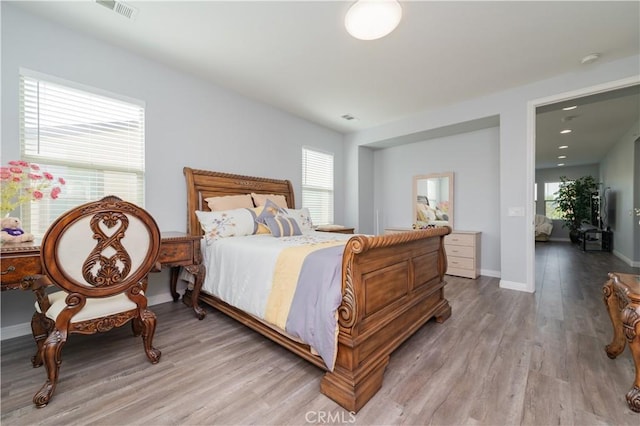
[322,227,450,411]
[183,167,451,412]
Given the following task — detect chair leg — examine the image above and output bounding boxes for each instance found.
[140,309,161,364]
[30,312,53,368]
[131,317,143,337]
[33,328,67,408]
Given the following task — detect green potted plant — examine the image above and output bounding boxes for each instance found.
[555,175,598,243]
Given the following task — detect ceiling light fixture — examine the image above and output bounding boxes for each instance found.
[559,145,569,149]
[345,0,403,41]
[557,163,565,167]
[558,155,566,159]
[562,105,577,111]
[581,53,601,65]
[560,129,572,134]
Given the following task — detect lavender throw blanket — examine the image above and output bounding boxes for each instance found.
[285,244,344,371]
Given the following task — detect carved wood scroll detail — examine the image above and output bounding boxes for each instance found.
[83,212,131,287]
[73,310,136,334]
[338,259,356,330]
[621,306,640,341]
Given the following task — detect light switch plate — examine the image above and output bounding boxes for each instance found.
[508,207,525,216]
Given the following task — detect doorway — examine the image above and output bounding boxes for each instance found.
[528,77,640,289]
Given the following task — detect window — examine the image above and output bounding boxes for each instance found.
[19,70,145,238]
[301,147,334,225]
[544,182,562,219]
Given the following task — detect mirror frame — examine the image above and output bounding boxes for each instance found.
[413,172,454,229]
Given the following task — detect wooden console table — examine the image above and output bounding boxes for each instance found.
[603,272,640,412]
[0,231,205,317]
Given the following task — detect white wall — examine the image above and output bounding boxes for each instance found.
[373,127,501,276]
[357,146,375,233]
[600,119,640,265]
[0,4,344,337]
[346,55,640,292]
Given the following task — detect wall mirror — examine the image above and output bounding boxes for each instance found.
[413,172,454,229]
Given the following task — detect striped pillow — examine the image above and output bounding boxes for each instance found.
[264,216,302,237]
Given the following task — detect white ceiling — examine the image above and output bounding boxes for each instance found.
[11,1,640,167]
[536,85,640,169]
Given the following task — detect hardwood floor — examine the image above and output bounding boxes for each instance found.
[2,241,639,425]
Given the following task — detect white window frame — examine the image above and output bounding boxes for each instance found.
[19,69,146,238]
[301,146,334,226]
[544,181,562,219]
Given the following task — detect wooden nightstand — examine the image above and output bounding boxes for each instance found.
[317,227,355,234]
[1,232,204,312]
[159,232,204,308]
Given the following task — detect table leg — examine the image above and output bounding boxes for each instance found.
[184,263,206,320]
[169,266,180,302]
[603,280,626,358]
[621,305,640,412]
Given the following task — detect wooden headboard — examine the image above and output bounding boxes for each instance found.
[183,167,296,236]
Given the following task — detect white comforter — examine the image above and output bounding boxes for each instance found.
[200,231,353,322]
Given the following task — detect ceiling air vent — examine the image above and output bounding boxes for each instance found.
[96,0,138,20]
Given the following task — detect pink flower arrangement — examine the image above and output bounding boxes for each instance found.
[0,160,65,216]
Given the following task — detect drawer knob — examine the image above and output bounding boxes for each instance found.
[1,265,16,275]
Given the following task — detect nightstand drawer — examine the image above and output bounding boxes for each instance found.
[445,233,476,246]
[159,241,194,265]
[445,245,474,258]
[1,253,41,288]
[447,256,474,270]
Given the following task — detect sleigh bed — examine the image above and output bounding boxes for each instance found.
[183,167,451,412]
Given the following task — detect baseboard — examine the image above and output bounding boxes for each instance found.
[0,322,32,341]
[480,269,501,278]
[499,279,534,293]
[612,250,640,267]
[0,293,174,341]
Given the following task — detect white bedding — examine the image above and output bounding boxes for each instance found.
[200,230,353,322]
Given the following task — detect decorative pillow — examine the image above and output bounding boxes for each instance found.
[264,216,302,237]
[204,194,253,211]
[195,208,258,243]
[417,203,437,222]
[251,193,288,209]
[284,207,313,232]
[249,207,271,234]
[255,199,286,225]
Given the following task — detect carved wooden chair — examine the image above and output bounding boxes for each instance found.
[28,196,162,407]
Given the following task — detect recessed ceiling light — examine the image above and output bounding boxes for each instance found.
[560,129,572,134]
[559,145,569,149]
[562,105,577,111]
[561,115,578,123]
[341,114,357,121]
[558,155,566,159]
[557,163,565,166]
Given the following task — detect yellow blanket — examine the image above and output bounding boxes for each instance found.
[264,241,344,329]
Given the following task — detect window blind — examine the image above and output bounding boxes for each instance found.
[301,147,334,225]
[19,72,145,238]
